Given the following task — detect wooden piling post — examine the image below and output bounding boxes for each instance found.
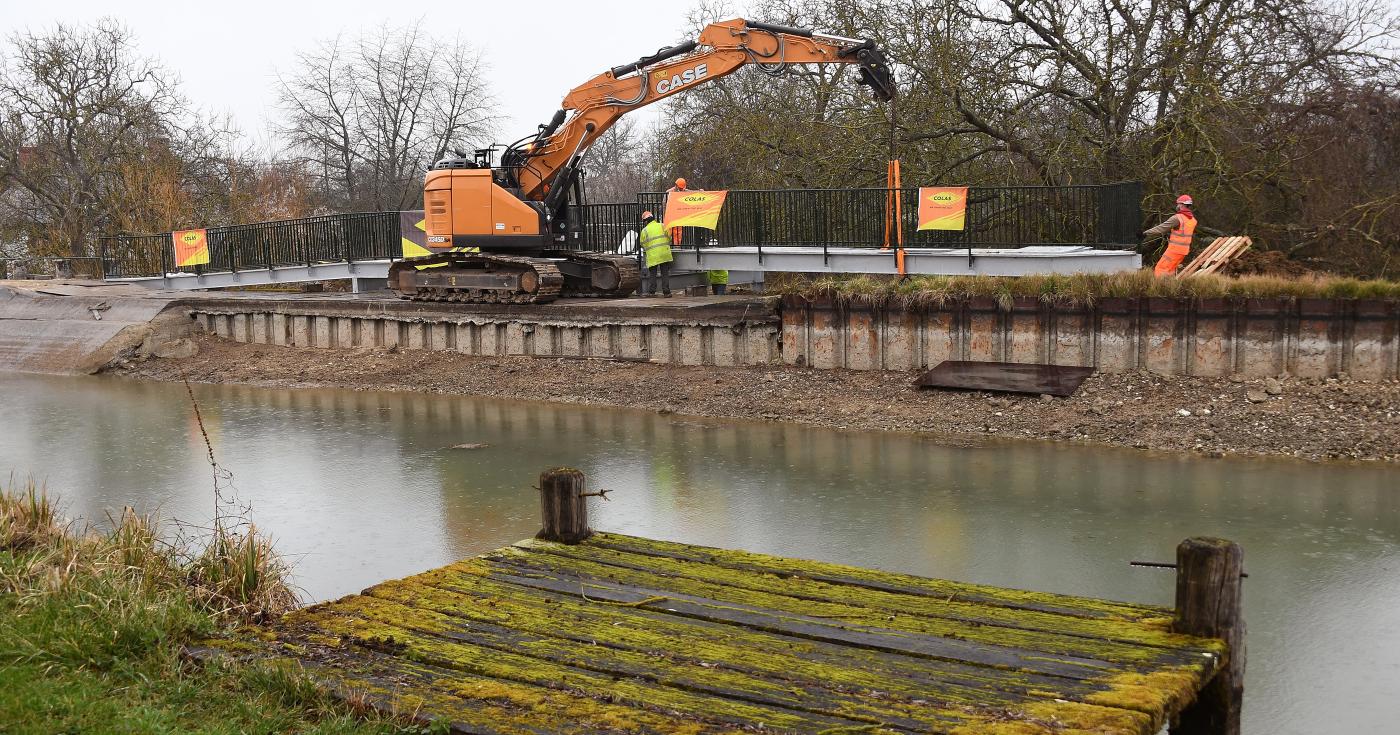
[1170,537,1245,735]
[536,468,592,544]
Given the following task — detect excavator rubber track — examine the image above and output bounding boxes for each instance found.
[388,252,564,304]
[555,250,642,298]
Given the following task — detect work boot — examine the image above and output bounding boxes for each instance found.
[663,292,673,298]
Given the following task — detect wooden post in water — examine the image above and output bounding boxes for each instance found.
[1170,537,1245,735]
[536,468,592,544]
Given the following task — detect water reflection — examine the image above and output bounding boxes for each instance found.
[0,372,1396,734]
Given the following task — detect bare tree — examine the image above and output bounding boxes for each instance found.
[649,0,1400,275]
[0,20,200,255]
[582,118,660,202]
[276,22,496,211]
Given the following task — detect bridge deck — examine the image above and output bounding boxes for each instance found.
[108,246,1139,290]
[210,532,1225,734]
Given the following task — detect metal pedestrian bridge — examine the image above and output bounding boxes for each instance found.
[95,184,1143,291]
[99,247,1138,292]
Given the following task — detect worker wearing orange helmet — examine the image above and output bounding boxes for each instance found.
[1142,195,1198,277]
[666,176,729,293]
[666,177,690,246]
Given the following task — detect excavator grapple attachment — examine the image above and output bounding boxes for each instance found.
[843,42,896,102]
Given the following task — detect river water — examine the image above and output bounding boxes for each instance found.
[1,372,1395,733]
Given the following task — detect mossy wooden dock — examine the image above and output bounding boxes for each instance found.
[214,470,1243,734]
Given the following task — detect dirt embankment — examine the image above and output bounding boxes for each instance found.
[113,333,1400,463]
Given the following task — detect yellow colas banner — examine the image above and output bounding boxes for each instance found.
[663,190,727,229]
[917,187,968,231]
[172,228,210,266]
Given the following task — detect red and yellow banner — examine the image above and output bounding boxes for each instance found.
[663,190,727,229]
[172,228,210,266]
[916,187,968,231]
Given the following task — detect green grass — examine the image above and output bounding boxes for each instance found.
[0,483,428,735]
[775,271,1400,309]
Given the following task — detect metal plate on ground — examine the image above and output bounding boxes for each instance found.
[916,360,1094,397]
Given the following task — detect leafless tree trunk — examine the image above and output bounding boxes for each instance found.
[275,22,496,212]
[582,118,660,202]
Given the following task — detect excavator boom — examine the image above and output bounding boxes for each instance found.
[394,18,894,304]
[515,18,895,204]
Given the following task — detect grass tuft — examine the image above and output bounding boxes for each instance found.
[775,271,1400,307]
[0,483,410,734]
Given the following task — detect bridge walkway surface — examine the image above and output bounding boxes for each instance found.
[104,245,1139,291]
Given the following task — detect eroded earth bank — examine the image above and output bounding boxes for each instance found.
[113,333,1400,463]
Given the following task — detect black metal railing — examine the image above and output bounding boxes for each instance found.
[579,182,1142,252]
[0,256,106,280]
[93,182,1141,280]
[97,212,401,279]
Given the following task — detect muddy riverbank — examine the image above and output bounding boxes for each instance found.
[112,332,1400,463]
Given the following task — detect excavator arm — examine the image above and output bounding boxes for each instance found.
[506,18,895,207]
[399,19,893,305]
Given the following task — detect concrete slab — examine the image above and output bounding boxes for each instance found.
[0,281,192,374]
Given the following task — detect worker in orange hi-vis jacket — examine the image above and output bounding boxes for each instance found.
[666,177,690,246]
[1142,194,1198,277]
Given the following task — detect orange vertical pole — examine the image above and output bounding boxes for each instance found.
[893,159,906,275]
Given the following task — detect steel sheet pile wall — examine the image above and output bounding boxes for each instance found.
[190,302,781,368]
[782,295,1400,378]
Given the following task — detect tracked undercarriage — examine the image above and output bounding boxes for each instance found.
[388,251,639,304]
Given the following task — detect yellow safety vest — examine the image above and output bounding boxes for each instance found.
[640,220,673,268]
[707,269,729,285]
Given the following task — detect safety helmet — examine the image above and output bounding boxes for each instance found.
[675,177,687,189]
[1176,194,1193,207]
[641,210,654,220]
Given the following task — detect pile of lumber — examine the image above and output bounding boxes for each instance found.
[1180,235,1252,277]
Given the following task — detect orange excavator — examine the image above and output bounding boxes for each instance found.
[389,18,895,303]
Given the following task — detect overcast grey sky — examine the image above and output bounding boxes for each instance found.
[4,0,729,144]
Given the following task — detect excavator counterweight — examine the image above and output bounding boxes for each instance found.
[390,18,895,304]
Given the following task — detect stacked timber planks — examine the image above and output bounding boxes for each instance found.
[1179,236,1253,278]
[215,533,1227,734]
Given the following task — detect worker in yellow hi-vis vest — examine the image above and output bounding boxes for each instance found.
[639,210,673,297]
[707,268,729,295]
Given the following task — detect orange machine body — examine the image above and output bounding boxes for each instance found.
[423,169,546,252]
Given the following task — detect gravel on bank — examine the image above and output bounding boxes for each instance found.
[112,333,1400,464]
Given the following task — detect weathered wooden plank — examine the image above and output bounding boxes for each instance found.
[467,562,1134,682]
[468,561,1216,725]
[369,574,1130,712]
[512,538,1218,653]
[586,533,1167,621]
[488,544,1219,671]
[321,596,977,733]
[280,643,756,735]
[231,527,1233,735]
[287,604,901,732]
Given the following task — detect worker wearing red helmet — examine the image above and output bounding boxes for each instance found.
[1142,195,1198,277]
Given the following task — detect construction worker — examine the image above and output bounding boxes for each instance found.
[1142,194,1198,277]
[638,210,673,297]
[707,267,729,295]
[666,178,689,246]
[670,177,729,292]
